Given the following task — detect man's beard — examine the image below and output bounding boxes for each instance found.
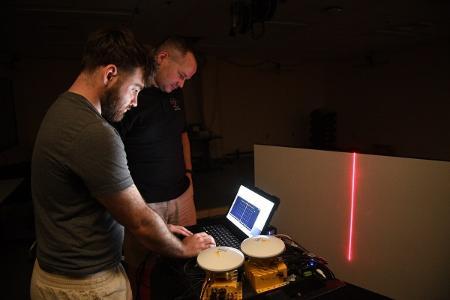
[101,84,124,123]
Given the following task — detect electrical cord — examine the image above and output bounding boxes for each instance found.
[136,257,200,299]
[134,255,205,299]
[133,235,335,298]
[172,258,205,299]
[277,234,335,280]
[276,233,330,265]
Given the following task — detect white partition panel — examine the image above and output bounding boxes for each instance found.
[254,145,450,300]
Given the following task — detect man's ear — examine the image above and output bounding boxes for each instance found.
[156,50,169,65]
[103,64,118,86]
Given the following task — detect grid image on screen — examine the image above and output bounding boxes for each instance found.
[229,196,260,230]
[226,185,276,237]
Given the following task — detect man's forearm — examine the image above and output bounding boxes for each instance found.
[181,132,192,171]
[133,204,186,257]
[97,185,186,257]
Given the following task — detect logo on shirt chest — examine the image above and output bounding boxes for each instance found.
[169,98,181,111]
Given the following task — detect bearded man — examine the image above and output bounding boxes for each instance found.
[30,28,214,300]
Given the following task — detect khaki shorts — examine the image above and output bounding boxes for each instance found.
[30,260,132,300]
[147,182,197,226]
[123,183,197,294]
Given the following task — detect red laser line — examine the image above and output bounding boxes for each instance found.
[347,152,357,261]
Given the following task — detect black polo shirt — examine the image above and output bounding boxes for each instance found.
[114,87,189,203]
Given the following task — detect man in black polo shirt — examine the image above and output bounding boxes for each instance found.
[114,37,198,294]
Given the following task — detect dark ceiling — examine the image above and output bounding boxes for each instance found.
[2,0,450,64]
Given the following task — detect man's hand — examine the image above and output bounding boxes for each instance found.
[168,224,193,237]
[181,232,216,257]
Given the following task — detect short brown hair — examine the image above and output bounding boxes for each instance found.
[81,27,151,78]
[155,36,195,60]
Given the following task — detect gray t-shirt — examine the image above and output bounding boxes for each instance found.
[32,91,133,275]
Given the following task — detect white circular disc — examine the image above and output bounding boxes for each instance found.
[240,235,285,258]
[197,246,245,272]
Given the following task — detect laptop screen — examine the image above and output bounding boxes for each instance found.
[225,185,277,237]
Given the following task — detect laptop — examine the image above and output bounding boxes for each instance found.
[191,185,280,249]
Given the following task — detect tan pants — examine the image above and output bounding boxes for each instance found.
[123,183,196,298]
[30,260,132,300]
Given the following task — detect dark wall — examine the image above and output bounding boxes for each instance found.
[2,42,450,165]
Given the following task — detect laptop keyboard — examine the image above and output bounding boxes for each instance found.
[202,224,242,249]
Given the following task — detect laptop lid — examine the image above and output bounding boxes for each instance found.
[225,185,279,238]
